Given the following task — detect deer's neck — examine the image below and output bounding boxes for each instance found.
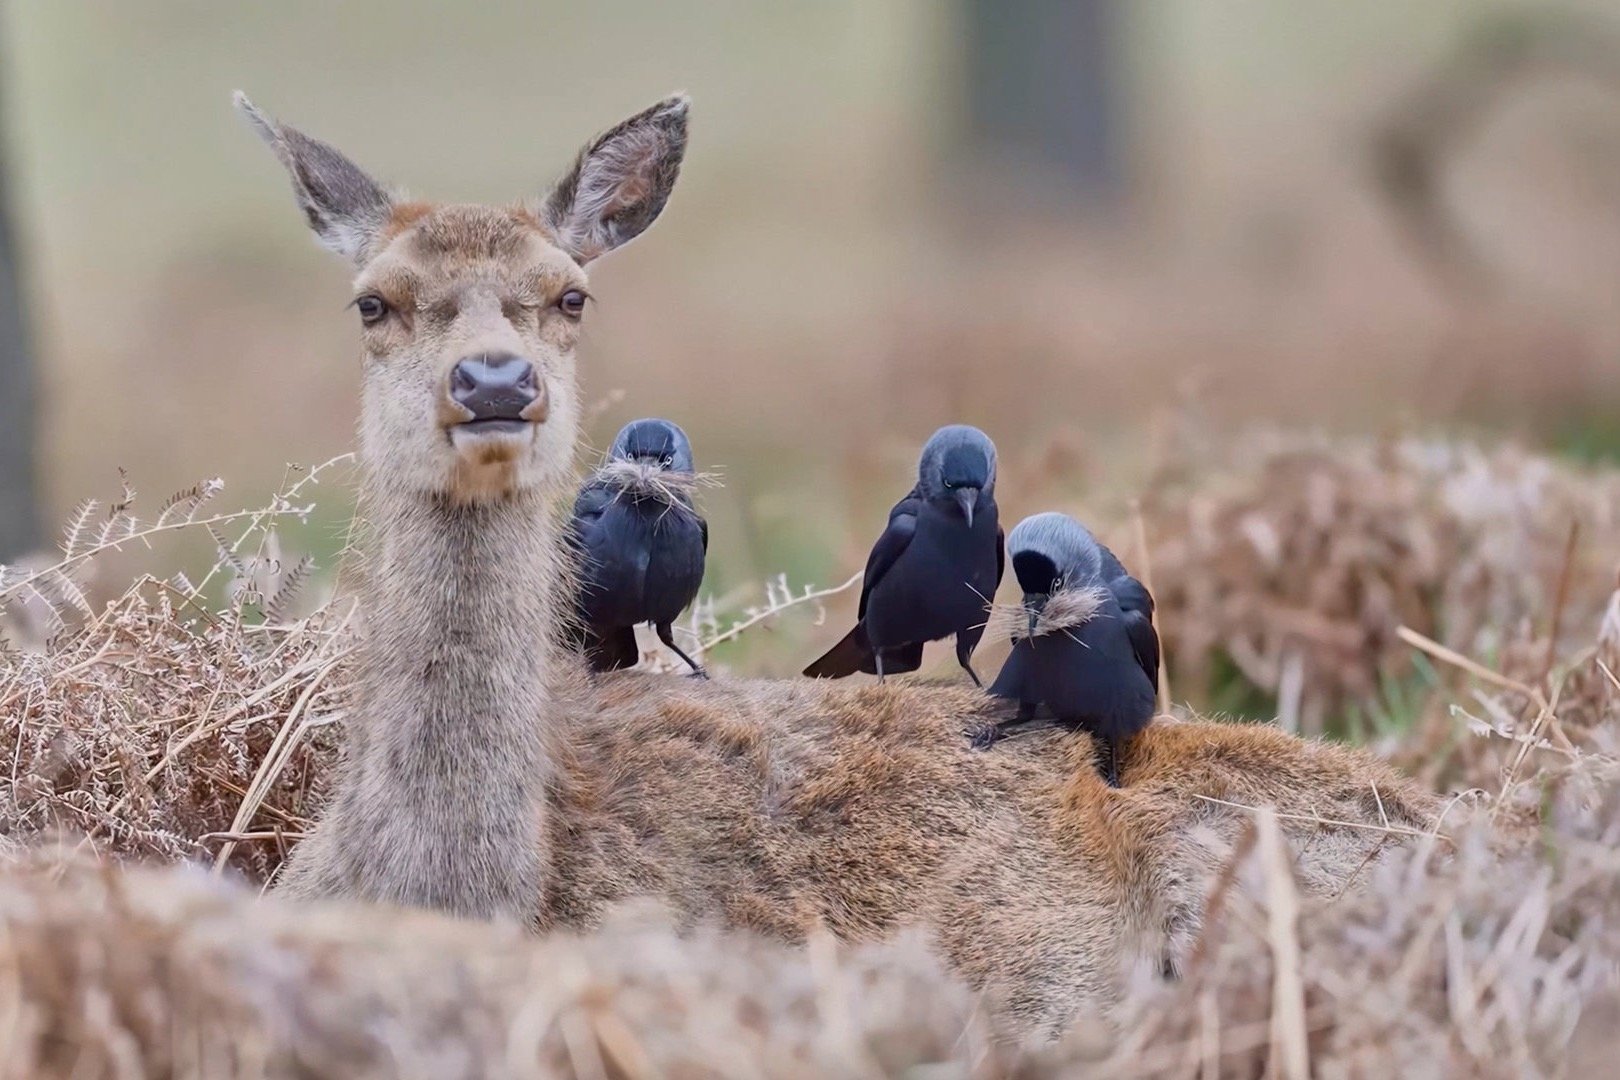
[343,489,561,921]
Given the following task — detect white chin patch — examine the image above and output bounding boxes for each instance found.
[449,422,536,465]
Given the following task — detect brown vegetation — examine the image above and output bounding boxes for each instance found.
[1145,431,1620,733]
[0,582,1614,1075]
[2,434,1618,1073]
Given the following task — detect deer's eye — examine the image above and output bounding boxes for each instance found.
[355,294,389,325]
[558,289,588,318]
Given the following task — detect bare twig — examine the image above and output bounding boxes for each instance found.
[1132,499,1170,710]
[692,572,862,658]
[1540,520,1580,687]
[1191,793,1447,845]
[1397,625,1541,701]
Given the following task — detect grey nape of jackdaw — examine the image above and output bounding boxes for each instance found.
[974,511,1159,787]
[569,418,709,677]
[803,424,1004,686]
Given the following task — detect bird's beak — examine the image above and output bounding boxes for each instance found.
[1023,592,1047,637]
[954,486,979,528]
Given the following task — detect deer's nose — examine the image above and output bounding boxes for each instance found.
[449,353,538,421]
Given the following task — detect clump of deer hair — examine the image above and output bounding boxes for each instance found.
[592,458,719,509]
[987,584,1111,642]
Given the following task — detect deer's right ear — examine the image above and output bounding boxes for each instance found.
[234,92,393,266]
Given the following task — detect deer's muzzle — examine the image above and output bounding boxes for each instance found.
[448,352,545,432]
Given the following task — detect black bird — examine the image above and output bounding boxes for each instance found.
[973,512,1159,787]
[570,418,708,677]
[804,425,1004,685]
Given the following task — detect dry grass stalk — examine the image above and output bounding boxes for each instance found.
[1256,809,1309,1080]
[1399,582,1620,820]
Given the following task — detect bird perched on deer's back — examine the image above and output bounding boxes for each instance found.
[569,418,708,677]
[804,424,1004,685]
[975,512,1159,787]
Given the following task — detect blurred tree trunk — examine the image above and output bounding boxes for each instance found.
[963,0,1125,204]
[0,71,39,562]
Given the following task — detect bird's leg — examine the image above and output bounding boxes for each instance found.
[1097,735,1122,788]
[655,622,708,680]
[971,700,1039,750]
[874,649,886,685]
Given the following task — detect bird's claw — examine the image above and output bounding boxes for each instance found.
[969,724,1001,751]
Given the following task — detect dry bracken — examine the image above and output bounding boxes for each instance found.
[1145,431,1620,733]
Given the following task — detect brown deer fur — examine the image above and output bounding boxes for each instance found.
[242,94,1440,1034]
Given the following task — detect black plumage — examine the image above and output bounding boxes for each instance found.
[974,512,1159,787]
[804,424,1004,686]
[569,418,708,677]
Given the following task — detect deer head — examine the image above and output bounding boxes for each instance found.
[237,92,689,504]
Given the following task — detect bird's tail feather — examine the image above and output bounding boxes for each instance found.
[860,640,924,677]
[588,626,641,673]
[803,626,872,679]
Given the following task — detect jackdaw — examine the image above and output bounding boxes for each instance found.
[570,418,708,677]
[973,512,1159,787]
[804,424,1004,685]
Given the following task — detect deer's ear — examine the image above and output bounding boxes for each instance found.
[543,94,689,264]
[234,92,394,266]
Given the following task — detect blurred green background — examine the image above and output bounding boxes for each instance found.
[2,1,1618,674]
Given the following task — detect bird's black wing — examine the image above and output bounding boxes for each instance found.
[857,490,921,620]
[567,482,622,650]
[572,479,615,522]
[569,482,616,556]
[1095,541,1130,584]
[995,524,1006,594]
[1110,573,1160,692]
[699,515,709,554]
[568,482,620,579]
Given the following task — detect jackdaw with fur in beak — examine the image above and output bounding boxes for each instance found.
[804,424,1004,685]
[973,511,1159,787]
[570,418,708,677]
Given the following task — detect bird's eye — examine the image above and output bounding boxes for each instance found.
[354,294,389,325]
[660,453,675,466]
[943,480,957,490]
[558,289,588,318]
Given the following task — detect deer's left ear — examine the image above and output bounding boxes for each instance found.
[235,92,395,267]
[543,94,689,264]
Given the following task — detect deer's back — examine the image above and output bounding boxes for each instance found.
[544,671,1439,1030]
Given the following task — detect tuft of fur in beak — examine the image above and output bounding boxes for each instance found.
[593,458,718,512]
[986,583,1110,643]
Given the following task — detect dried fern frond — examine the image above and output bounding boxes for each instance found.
[0,461,356,880]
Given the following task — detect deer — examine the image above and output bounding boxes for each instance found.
[240,93,1441,1036]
